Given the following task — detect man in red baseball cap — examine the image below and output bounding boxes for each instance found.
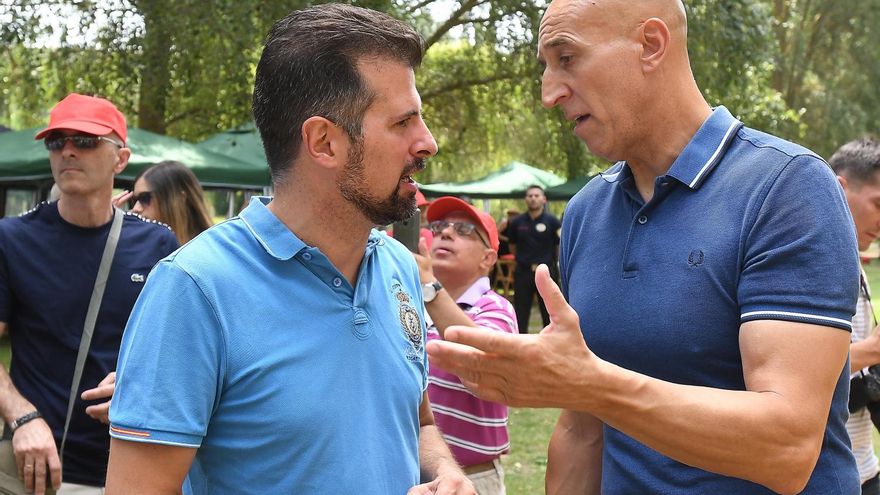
[412,196,516,494]
[0,93,178,494]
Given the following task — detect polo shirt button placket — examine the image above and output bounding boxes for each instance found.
[302,252,312,261]
[332,277,343,288]
[637,215,648,225]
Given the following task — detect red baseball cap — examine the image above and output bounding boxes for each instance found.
[35,93,127,144]
[427,196,499,252]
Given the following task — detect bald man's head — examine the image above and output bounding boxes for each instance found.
[540,0,687,47]
[537,0,703,164]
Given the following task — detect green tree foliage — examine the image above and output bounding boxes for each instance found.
[1,0,877,183]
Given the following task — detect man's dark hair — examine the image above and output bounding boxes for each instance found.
[829,136,880,187]
[252,4,425,185]
[526,185,545,193]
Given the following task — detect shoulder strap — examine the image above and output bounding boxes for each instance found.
[59,208,124,459]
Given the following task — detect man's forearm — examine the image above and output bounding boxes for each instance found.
[418,424,462,480]
[851,336,880,373]
[425,292,477,338]
[546,410,602,495]
[0,364,37,423]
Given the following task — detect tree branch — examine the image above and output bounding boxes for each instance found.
[421,71,521,101]
[423,0,486,50]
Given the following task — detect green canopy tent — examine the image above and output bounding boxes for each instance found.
[0,127,270,217]
[418,161,565,200]
[196,123,267,170]
[544,175,597,201]
[0,127,270,189]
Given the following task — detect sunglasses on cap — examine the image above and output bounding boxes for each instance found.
[128,191,153,209]
[428,220,490,248]
[44,133,123,151]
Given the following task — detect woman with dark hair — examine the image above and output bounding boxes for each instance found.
[121,161,213,244]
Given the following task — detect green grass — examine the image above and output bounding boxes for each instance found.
[504,407,558,494]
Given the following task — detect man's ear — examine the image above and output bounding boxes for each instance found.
[639,17,670,73]
[113,147,131,175]
[838,175,849,192]
[301,116,348,170]
[481,249,498,275]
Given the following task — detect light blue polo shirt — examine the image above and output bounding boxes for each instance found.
[110,197,428,494]
[561,107,860,494]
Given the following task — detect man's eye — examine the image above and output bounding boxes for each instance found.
[559,55,572,65]
[397,119,410,128]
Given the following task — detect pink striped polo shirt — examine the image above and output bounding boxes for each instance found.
[426,276,518,467]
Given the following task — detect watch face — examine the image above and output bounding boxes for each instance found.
[422,283,437,302]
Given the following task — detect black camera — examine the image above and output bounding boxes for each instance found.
[849,366,880,430]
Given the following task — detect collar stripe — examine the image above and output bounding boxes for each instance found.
[689,119,741,189]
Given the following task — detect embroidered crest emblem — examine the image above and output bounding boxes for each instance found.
[393,282,423,361]
[535,222,547,233]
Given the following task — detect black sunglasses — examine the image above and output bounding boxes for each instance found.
[44,134,123,151]
[128,191,153,209]
[429,220,490,248]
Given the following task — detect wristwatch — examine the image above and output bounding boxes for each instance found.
[422,281,443,303]
[10,410,41,433]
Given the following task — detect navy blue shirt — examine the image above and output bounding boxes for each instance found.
[508,210,561,265]
[0,201,178,486]
[560,107,860,494]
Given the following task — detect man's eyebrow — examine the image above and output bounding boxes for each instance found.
[394,109,421,121]
[537,37,569,63]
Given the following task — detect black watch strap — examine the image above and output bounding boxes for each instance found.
[10,411,41,433]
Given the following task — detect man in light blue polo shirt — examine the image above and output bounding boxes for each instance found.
[427,0,860,493]
[105,5,473,494]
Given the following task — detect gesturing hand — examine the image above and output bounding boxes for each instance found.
[425,264,599,409]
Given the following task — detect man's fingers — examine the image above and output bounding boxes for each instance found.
[85,401,111,423]
[81,383,114,400]
[98,371,116,386]
[48,451,62,490]
[21,455,33,489]
[442,325,519,355]
[418,236,429,257]
[534,264,578,330]
[34,459,46,495]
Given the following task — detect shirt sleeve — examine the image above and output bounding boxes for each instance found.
[738,154,859,331]
[109,259,225,448]
[0,225,10,323]
[471,293,518,335]
[506,217,519,245]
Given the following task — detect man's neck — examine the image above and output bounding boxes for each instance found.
[269,188,372,286]
[57,194,113,228]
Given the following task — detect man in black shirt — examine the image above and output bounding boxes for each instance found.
[507,185,561,333]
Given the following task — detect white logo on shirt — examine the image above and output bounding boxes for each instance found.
[130,273,145,283]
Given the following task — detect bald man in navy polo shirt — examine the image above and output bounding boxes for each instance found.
[427,0,861,493]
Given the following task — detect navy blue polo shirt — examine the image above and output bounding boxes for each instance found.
[560,107,860,494]
[0,201,178,486]
[508,211,561,265]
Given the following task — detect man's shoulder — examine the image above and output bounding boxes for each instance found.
[732,126,823,164]
[121,211,174,234]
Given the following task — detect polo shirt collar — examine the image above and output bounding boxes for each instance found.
[666,106,743,190]
[598,106,742,191]
[240,196,307,260]
[457,277,491,307]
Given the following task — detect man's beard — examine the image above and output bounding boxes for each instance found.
[337,139,424,226]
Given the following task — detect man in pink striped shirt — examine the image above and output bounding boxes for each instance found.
[413,196,518,494]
